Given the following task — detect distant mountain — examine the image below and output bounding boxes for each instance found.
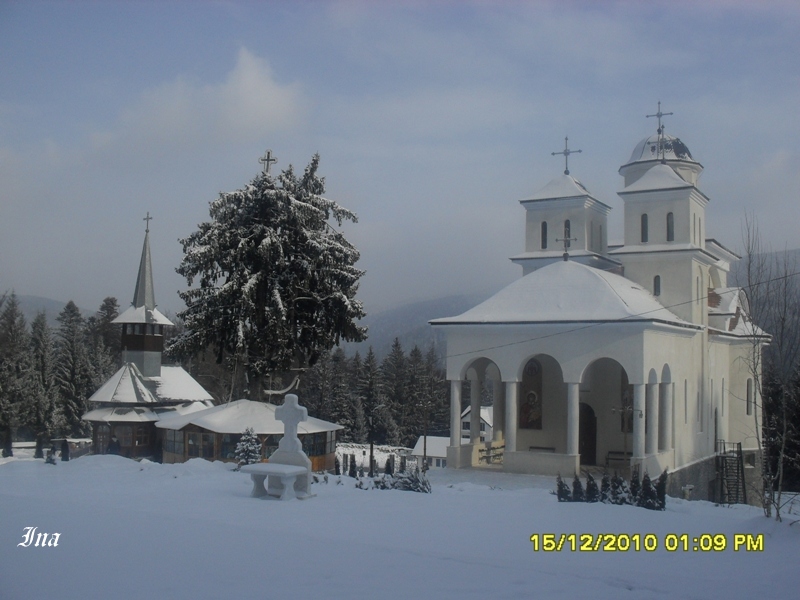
[13,295,93,327]
[343,294,488,361]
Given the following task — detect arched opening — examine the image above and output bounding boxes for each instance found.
[517,354,566,453]
[653,275,661,296]
[579,358,632,468]
[641,213,649,243]
[666,212,674,242]
[541,221,548,250]
[579,403,597,465]
[461,358,502,447]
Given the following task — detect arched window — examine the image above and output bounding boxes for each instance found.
[746,379,753,416]
[541,222,548,250]
[653,275,661,296]
[666,212,674,242]
[641,213,648,243]
[564,219,571,239]
[699,217,702,243]
[696,276,700,305]
[693,214,697,244]
[684,380,688,424]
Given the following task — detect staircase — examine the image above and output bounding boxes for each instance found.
[716,441,747,505]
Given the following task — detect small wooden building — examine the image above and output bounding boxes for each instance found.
[156,399,343,472]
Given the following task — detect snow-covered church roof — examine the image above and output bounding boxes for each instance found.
[155,399,343,435]
[430,260,694,327]
[526,173,592,201]
[619,163,693,193]
[87,363,214,405]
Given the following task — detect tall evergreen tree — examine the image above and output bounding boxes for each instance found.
[24,312,59,458]
[169,154,366,398]
[0,293,31,456]
[381,339,406,446]
[55,302,93,437]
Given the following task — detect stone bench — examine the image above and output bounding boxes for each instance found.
[241,463,310,501]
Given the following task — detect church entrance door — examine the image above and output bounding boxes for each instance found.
[579,403,597,465]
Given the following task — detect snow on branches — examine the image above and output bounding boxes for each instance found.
[169,155,366,389]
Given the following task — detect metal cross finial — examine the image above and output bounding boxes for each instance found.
[555,223,578,262]
[646,101,674,163]
[143,212,153,233]
[551,136,581,175]
[259,149,278,175]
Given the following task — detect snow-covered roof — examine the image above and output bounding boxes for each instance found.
[155,399,343,435]
[82,406,160,423]
[148,366,215,403]
[619,163,692,193]
[87,363,159,405]
[431,260,692,327]
[460,405,493,427]
[526,174,591,201]
[410,436,450,459]
[625,133,696,165]
[113,304,174,326]
[87,363,213,406]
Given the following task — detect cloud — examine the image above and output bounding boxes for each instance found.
[92,48,305,154]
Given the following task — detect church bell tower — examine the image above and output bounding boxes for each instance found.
[112,214,174,377]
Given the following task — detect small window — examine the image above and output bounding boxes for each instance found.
[541,222,548,250]
[746,379,753,416]
[116,426,133,447]
[462,421,470,431]
[135,426,150,447]
[654,275,661,296]
[564,219,571,239]
[667,212,674,241]
[641,214,649,243]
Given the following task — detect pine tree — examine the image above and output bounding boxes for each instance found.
[381,339,406,446]
[655,469,668,510]
[572,474,585,502]
[24,313,59,458]
[0,293,31,457]
[169,154,366,397]
[54,302,93,437]
[585,472,600,503]
[629,470,641,506]
[235,428,262,468]
[600,470,611,503]
[556,474,572,502]
[639,472,660,510]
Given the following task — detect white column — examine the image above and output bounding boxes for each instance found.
[566,382,580,455]
[450,380,462,447]
[632,384,646,459]
[492,379,504,442]
[504,381,518,452]
[646,382,658,455]
[470,377,481,443]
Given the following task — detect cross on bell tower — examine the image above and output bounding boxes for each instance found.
[259,149,278,175]
[556,223,578,262]
[551,136,581,175]
[143,212,152,233]
[646,101,674,163]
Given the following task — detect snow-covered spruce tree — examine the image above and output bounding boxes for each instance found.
[639,472,660,510]
[54,302,94,437]
[600,471,611,503]
[169,154,366,399]
[24,312,59,458]
[655,469,668,510]
[629,470,641,506]
[235,427,262,469]
[572,474,585,502]
[555,474,572,502]
[0,293,31,457]
[585,472,600,503]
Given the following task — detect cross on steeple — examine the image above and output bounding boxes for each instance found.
[143,212,152,233]
[259,149,278,175]
[551,136,581,175]
[646,101,674,163]
[556,224,578,262]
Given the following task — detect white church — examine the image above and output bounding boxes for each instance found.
[431,108,768,502]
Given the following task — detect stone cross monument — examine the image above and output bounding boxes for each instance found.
[269,394,313,497]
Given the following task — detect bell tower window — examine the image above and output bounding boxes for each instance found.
[653,275,661,296]
[541,222,547,250]
[641,213,649,243]
[666,212,674,242]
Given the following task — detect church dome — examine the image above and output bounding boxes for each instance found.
[626,133,696,165]
[430,260,689,326]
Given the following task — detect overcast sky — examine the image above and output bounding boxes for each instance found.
[2,1,799,318]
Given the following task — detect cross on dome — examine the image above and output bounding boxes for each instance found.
[259,149,278,175]
[551,136,581,175]
[646,101,674,163]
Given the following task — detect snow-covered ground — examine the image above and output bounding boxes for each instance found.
[1,454,798,600]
